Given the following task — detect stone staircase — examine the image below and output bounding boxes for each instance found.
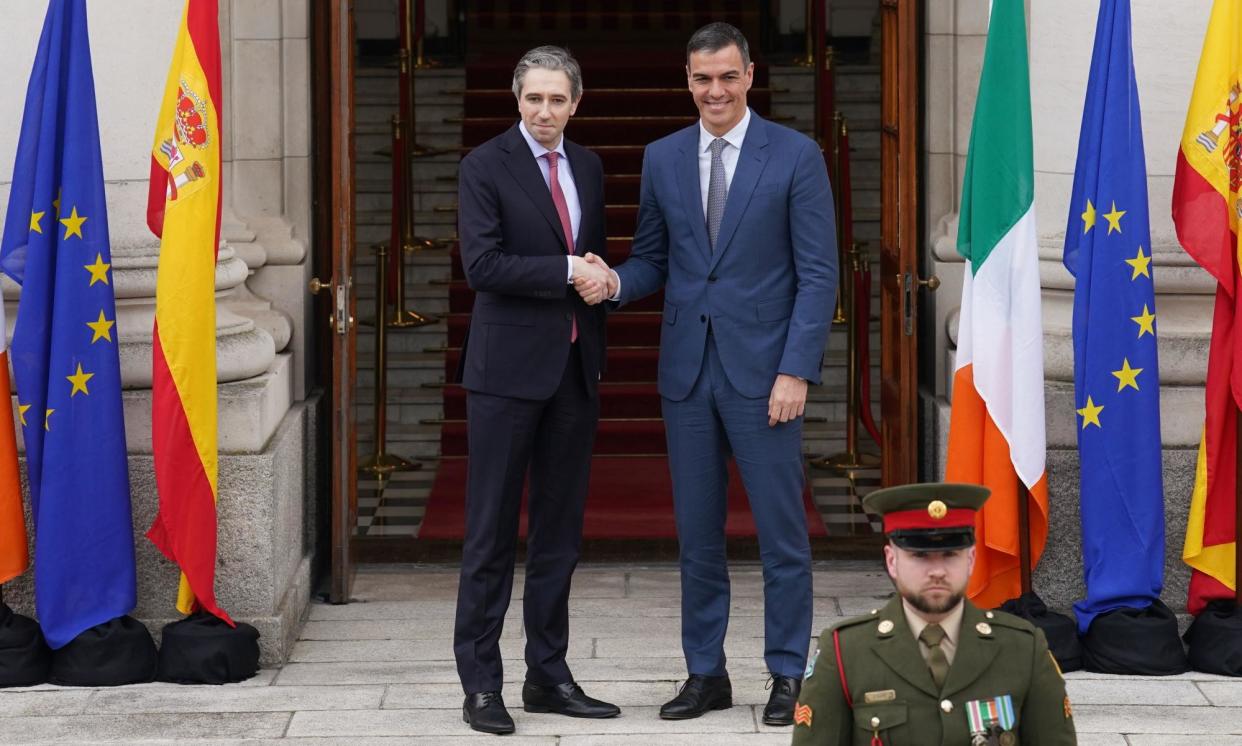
[351,65,461,524]
[771,62,883,534]
[348,57,885,539]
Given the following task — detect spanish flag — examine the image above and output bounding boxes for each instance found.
[145,0,232,624]
[1174,0,1242,616]
[0,296,26,586]
[946,0,1050,609]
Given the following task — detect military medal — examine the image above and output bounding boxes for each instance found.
[966,695,1016,745]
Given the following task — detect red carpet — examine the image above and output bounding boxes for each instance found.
[418,47,820,541]
[419,456,828,540]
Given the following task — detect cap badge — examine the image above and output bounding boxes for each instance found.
[928,500,948,519]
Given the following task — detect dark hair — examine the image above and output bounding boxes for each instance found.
[686,22,751,68]
[512,45,583,101]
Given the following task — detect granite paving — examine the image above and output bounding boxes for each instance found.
[1,562,1238,743]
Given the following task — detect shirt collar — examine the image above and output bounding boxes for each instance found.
[699,107,751,154]
[901,598,965,646]
[519,120,568,161]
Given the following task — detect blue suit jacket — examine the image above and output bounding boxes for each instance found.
[614,112,837,401]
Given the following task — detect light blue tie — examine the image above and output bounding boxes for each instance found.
[706,137,728,251]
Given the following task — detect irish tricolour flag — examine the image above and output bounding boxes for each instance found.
[946,0,1050,609]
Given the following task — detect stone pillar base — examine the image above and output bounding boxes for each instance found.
[6,370,317,666]
[924,391,1198,632]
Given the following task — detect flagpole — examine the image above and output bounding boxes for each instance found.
[1018,477,1032,595]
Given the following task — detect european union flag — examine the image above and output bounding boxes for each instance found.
[0,0,135,648]
[1062,0,1164,633]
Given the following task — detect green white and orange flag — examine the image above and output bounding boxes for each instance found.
[1173,0,1242,615]
[145,0,232,624]
[946,0,1050,609]
[0,297,27,586]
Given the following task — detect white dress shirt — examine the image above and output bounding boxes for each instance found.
[517,121,581,282]
[698,106,751,218]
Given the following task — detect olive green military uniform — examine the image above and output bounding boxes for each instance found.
[791,596,1076,745]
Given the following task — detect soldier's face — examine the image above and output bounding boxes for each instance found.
[884,544,975,619]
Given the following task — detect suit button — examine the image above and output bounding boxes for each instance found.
[565,313,572,321]
[708,274,718,282]
[700,315,707,323]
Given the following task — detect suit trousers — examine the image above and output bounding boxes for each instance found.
[454,347,598,694]
[661,335,813,679]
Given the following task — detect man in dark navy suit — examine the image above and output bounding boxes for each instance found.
[452,46,619,735]
[577,23,837,727]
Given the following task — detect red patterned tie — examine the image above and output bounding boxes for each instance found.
[544,151,577,342]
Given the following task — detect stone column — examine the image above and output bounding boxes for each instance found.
[0,0,316,664]
[924,0,1216,614]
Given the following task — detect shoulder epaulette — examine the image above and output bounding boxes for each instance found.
[982,609,1038,635]
[821,607,885,638]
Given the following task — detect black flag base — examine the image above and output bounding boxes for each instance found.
[997,592,1083,672]
[1184,600,1242,676]
[1081,598,1189,675]
[0,602,51,687]
[156,611,260,685]
[49,615,158,686]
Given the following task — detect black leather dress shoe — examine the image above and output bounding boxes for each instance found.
[762,675,802,726]
[659,674,733,720]
[463,691,515,735]
[522,681,620,718]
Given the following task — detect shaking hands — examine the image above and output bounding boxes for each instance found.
[571,253,617,305]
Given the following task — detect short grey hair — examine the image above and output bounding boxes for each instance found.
[512,46,583,101]
[686,22,751,68]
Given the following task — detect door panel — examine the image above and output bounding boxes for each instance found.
[878,0,920,485]
[327,0,358,603]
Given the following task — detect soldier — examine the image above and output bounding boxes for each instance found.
[792,483,1076,746]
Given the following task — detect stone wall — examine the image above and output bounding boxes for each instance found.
[924,0,1216,617]
[0,1,318,664]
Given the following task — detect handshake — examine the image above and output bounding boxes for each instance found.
[571,253,618,305]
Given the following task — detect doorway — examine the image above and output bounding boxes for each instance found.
[311,1,925,591]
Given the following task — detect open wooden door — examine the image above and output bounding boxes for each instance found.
[313,0,359,603]
[878,0,924,486]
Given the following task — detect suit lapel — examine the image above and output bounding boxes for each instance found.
[708,112,770,272]
[676,127,712,263]
[941,602,1001,698]
[565,140,593,257]
[499,124,569,252]
[870,597,940,698]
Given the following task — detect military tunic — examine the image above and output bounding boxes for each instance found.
[792,597,1076,745]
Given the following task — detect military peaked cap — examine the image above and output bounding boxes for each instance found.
[862,482,989,550]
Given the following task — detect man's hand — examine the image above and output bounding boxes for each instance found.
[768,374,808,427]
[572,253,616,305]
[585,252,619,299]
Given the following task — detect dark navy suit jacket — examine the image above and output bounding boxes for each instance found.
[456,124,607,400]
[614,112,837,401]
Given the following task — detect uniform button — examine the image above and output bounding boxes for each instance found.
[986,611,995,619]
[941,699,953,713]
[565,313,573,321]
[870,716,880,728]
[708,274,718,282]
[700,314,707,323]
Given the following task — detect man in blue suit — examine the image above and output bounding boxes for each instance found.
[578,22,837,727]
